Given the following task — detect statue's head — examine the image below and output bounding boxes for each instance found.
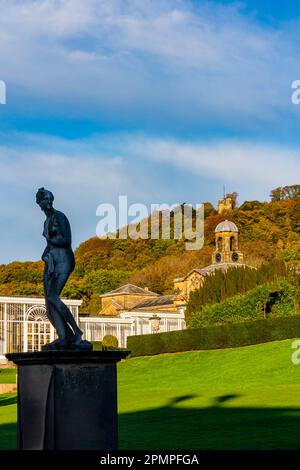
[36,187,54,212]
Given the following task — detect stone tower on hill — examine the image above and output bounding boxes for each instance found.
[218,192,238,214]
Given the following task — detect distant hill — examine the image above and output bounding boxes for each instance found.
[0,188,299,314]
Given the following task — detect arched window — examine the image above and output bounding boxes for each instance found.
[217,237,223,251]
[26,305,48,322]
[230,236,237,251]
[25,306,50,352]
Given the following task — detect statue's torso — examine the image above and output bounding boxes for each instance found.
[43,210,75,274]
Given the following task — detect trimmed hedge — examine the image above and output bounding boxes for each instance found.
[127,315,300,357]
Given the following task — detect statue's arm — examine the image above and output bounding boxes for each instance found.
[46,212,72,248]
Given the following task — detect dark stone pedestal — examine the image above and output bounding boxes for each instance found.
[6,350,130,450]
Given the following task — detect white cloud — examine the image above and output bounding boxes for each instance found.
[0,0,299,127]
[1,131,298,202]
[125,136,300,190]
[0,148,123,191]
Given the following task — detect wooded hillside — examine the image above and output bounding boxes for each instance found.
[0,186,299,314]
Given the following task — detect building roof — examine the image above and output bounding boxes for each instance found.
[201,262,249,274]
[130,295,175,310]
[0,296,82,306]
[215,220,239,233]
[174,262,251,283]
[99,283,159,298]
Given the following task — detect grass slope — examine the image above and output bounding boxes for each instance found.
[118,339,300,449]
[1,339,300,449]
[0,369,16,384]
[0,394,17,450]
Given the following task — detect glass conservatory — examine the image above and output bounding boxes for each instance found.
[0,296,186,361]
[0,296,81,358]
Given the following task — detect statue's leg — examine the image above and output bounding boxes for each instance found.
[46,273,69,341]
[43,271,59,331]
[55,272,83,341]
[47,273,82,342]
[42,272,64,349]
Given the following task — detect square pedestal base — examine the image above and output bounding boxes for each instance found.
[6,350,129,450]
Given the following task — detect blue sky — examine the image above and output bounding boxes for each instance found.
[0,0,300,263]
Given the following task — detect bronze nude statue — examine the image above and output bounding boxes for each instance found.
[36,187,92,350]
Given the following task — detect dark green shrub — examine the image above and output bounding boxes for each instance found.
[186,260,287,321]
[102,334,119,349]
[127,315,300,357]
[187,278,296,328]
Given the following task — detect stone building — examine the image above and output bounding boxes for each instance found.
[99,283,177,315]
[99,284,158,316]
[174,220,249,306]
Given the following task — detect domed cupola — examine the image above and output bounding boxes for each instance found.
[215,220,239,233]
[213,220,243,264]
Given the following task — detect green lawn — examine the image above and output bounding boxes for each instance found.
[2,339,300,449]
[0,394,17,450]
[0,369,16,384]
